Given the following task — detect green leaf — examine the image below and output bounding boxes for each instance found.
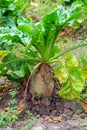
[13,70,24,78]
[0,26,30,46]
[81,56,87,70]
[70,67,85,91]
[19,63,30,78]
[0,61,8,76]
[8,4,16,11]
[5,18,16,27]
[17,17,34,35]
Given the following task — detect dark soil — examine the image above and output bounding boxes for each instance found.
[25,87,80,117]
[0,78,87,130]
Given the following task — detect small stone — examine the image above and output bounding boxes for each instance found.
[33,126,43,130]
[64,108,73,116]
[51,110,57,115]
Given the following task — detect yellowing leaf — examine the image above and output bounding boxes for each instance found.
[44,115,62,123]
[59,67,85,100]
[0,51,8,61]
[84,71,87,79]
[54,65,69,83]
[59,81,80,100]
[65,54,79,69]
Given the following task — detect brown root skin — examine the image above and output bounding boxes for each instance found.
[29,63,54,97]
[17,63,55,114]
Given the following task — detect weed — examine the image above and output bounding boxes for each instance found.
[0,90,18,127]
[21,111,38,130]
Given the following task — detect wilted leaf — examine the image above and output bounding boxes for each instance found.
[81,100,87,113]
[59,31,66,38]
[44,115,62,123]
[17,100,25,115]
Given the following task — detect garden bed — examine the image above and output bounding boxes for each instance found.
[0,78,87,130]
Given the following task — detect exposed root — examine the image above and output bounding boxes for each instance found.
[17,62,42,115]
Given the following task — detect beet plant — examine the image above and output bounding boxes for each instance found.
[0,2,87,101]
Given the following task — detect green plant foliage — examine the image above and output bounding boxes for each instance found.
[60,0,87,29]
[0,109,18,127]
[0,90,18,127]
[0,2,83,79]
[55,54,86,100]
[0,0,30,25]
[0,2,87,100]
[21,111,38,130]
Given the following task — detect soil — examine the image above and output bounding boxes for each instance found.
[0,78,87,130]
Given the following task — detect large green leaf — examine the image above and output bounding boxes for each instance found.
[0,26,30,46]
[17,17,34,35]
